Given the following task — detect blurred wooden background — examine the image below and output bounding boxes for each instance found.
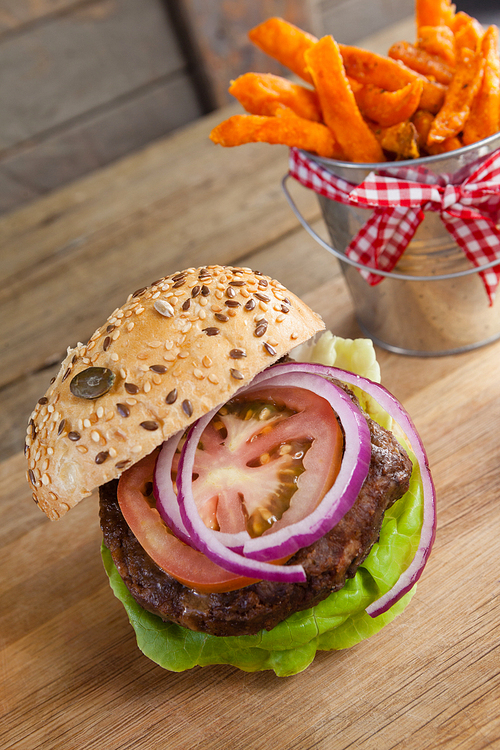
[0,0,417,215]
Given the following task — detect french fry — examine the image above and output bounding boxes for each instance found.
[463,26,500,145]
[417,25,456,66]
[427,135,462,154]
[411,109,435,148]
[305,36,385,163]
[209,106,344,159]
[354,80,423,127]
[339,44,446,113]
[371,121,420,160]
[416,0,455,29]
[427,46,484,144]
[453,12,484,52]
[412,109,462,154]
[388,40,454,84]
[248,17,317,84]
[229,73,322,122]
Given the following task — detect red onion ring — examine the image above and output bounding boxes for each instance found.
[176,407,308,583]
[240,371,371,561]
[248,361,436,616]
[154,434,192,546]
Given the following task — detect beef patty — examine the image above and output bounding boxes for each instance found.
[100,393,413,637]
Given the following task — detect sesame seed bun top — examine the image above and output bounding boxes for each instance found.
[26,265,324,520]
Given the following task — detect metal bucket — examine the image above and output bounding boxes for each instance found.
[282,132,500,356]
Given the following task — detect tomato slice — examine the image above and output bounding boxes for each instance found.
[117,386,344,593]
[117,450,261,593]
[189,386,343,537]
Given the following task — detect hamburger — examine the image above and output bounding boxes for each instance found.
[26,265,435,676]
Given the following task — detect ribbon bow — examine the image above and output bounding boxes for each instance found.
[289,147,500,304]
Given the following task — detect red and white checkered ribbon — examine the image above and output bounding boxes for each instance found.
[289,147,500,304]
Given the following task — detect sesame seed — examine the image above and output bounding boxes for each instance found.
[208,374,219,385]
[116,403,130,418]
[42,474,50,485]
[83,418,91,428]
[126,322,135,331]
[194,369,204,379]
[166,389,178,404]
[154,299,174,317]
[182,399,193,417]
[140,421,159,431]
[144,382,152,393]
[178,350,190,358]
[202,355,212,367]
[131,445,142,454]
[91,431,100,443]
[199,309,207,320]
[291,332,299,340]
[97,406,104,418]
[215,289,224,299]
[276,314,286,323]
[77,445,88,454]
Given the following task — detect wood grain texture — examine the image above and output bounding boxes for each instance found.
[0,73,202,193]
[0,0,79,35]
[318,0,414,43]
[178,0,318,107]
[0,0,184,151]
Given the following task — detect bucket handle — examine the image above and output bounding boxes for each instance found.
[282,173,500,282]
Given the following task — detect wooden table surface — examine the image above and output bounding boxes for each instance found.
[2,20,500,749]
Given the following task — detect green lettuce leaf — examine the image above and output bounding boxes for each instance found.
[101,334,423,676]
